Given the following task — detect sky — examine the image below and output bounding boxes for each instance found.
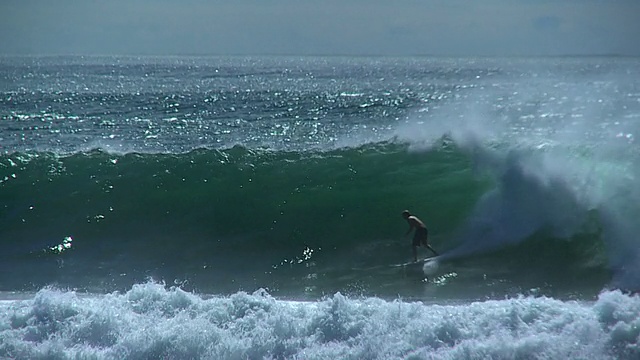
[1,0,639,57]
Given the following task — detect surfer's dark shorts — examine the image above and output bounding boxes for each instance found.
[412,227,428,247]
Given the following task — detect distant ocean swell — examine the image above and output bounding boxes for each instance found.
[0,139,624,295]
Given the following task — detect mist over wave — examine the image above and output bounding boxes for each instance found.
[393,69,640,293]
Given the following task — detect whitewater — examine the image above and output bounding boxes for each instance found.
[1,55,640,359]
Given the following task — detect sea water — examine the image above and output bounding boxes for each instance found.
[1,55,639,359]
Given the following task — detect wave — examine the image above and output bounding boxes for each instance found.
[1,135,633,297]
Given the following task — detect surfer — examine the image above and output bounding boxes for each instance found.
[402,210,438,262]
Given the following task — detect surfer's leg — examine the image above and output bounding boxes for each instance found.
[412,235,421,262]
[420,229,429,247]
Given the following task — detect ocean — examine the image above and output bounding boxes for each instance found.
[1,55,639,359]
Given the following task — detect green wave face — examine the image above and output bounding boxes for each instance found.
[0,141,611,297]
[0,143,480,251]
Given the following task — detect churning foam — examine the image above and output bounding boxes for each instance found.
[1,282,639,359]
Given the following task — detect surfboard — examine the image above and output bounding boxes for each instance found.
[352,255,442,274]
[391,255,438,268]
[390,255,442,277]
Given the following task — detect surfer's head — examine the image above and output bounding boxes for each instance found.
[401,210,411,218]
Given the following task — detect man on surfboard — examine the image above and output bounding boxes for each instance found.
[402,210,438,262]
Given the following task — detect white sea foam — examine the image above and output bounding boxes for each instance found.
[1,281,639,359]
[422,258,440,276]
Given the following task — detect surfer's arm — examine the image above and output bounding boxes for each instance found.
[404,223,414,236]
